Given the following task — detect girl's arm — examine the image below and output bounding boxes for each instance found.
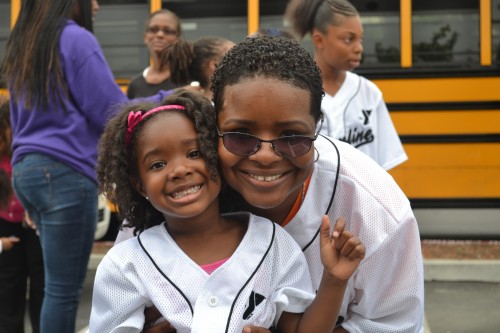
[278,216,365,333]
[89,253,147,332]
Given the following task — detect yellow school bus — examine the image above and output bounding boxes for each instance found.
[2,0,499,238]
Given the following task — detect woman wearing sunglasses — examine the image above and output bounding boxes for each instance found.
[138,36,424,333]
[214,36,423,333]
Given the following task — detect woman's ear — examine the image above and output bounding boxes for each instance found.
[130,176,147,199]
[312,29,325,49]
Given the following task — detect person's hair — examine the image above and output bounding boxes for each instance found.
[2,0,93,112]
[161,39,194,86]
[162,36,233,89]
[191,36,233,89]
[211,36,324,122]
[285,0,359,37]
[0,96,12,158]
[96,90,218,233]
[145,9,181,36]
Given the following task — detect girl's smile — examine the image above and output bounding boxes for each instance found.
[133,112,221,223]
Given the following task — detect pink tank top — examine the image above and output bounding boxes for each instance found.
[0,156,24,223]
[200,258,229,275]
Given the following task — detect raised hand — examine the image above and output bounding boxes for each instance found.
[319,216,365,281]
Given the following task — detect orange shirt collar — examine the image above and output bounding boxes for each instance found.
[281,174,312,227]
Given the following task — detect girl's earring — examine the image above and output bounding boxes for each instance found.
[314,147,320,162]
[145,196,149,200]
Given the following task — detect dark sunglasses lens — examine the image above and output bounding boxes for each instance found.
[223,133,260,155]
[274,137,313,157]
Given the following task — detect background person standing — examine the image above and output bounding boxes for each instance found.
[0,97,44,333]
[285,0,407,170]
[127,9,182,98]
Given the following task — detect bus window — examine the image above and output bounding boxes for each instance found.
[352,0,401,69]
[162,0,247,44]
[412,1,479,68]
[493,0,500,65]
[259,0,297,45]
[94,0,150,79]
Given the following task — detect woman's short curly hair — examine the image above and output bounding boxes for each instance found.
[96,90,218,233]
[211,35,324,122]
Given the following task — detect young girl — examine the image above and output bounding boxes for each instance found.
[90,90,365,333]
[113,36,235,245]
[285,0,407,170]
[162,36,235,100]
[0,97,44,333]
[0,99,22,257]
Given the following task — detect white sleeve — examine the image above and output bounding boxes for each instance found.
[88,253,148,333]
[342,209,424,333]
[373,95,408,170]
[271,230,315,327]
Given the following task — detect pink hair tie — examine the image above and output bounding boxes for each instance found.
[125,104,185,147]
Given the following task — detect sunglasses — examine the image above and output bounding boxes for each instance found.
[217,116,323,158]
[146,26,178,35]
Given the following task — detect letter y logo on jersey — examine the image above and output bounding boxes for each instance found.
[243,291,266,319]
[361,109,372,125]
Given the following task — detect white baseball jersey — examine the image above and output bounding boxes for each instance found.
[89,213,315,333]
[320,71,407,170]
[284,135,424,332]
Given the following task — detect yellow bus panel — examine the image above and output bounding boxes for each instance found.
[390,143,500,198]
[391,110,500,135]
[374,77,500,104]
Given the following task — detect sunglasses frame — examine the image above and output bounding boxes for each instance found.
[146,26,178,36]
[217,113,323,158]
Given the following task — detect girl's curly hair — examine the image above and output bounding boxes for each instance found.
[96,90,218,233]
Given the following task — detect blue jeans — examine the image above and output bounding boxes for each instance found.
[13,154,97,333]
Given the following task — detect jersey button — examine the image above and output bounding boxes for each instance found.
[208,295,219,307]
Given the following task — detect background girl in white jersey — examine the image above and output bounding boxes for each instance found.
[91,90,364,333]
[285,0,407,170]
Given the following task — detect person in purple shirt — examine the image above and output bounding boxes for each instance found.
[1,1,173,332]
